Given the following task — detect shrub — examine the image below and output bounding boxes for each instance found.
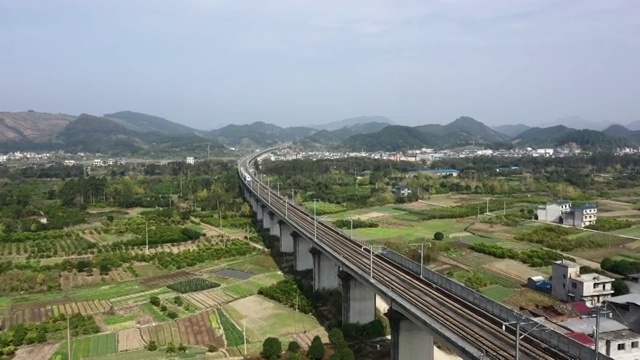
[178,343,187,352]
[433,231,444,241]
[328,328,346,349]
[160,305,168,312]
[287,341,301,353]
[150,296,161,307]
[166,342,177,353]
[207,344,218,352]
[174,296,184,306]
[338,348,356,360]
[262,337,282,358]
[602,257,640,276]
[258,280,313,314]
[308,336,325,360]
[613,279,630,296]
[146,340,158,351]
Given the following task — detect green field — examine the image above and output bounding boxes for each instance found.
[481,285,517,302]
[13,282,149,306]
[52,333,117,360]
[614,227,640,238]
[353,218,467,243]
[0,296,10,315]
[110,287,175,307]
[223,296,322,342]
[224,282,260,298]
[100,233,137,243]
[223,254,279,275]
[142,303,170,322]
[75,347,210,360]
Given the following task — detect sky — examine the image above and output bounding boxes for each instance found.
[1,0,639,130]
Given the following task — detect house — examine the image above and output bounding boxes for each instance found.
[0,155,7,162]
[392,186,411,198]
[527,275,552,294]
[564,205,597,228]
[93,159,103,166]
[424,169,459,176]
[598,329,640,360]
[63,160,76,166]
[536,200,571,223]
[551,259,614,305]
[186,157,195,165]
[606,294,640,334]
[107,159,115,166]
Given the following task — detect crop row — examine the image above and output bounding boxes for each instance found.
[167,278,220,294]
[216,308,244,347]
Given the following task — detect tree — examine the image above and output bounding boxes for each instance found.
[167,311,178,319]
[106,215,114,223]
[178,343,187,353]
[166,341,177,354]
[160,305,168,312]
[207,344,218,352]
[174,296,183,306]
[146,340,158,351]
[308,336,325,360]
[262,337,282,358]
[150,296,161,307]
[288,353,302,360]
[433,231,444,241]
[613,279,630,296]
[328,328,346,349]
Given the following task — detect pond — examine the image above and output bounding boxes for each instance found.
[214,269,253,280]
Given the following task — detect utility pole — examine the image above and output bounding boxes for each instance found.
[67,316,71,360]
[350,218,353,240]
[595,305,601,360]
[243,320,247,356]
[291,189,295,204]
[420,242,425,278]
[145,220,149,255]
[515,317,521,360]
[313,199,318,241]
[268,179,271,205]
[207,144,210,159]
[504,200,506,215]
[285,200,288,219]
[369,244,373,279]
[486,198,489,214]
[277,183,280,196]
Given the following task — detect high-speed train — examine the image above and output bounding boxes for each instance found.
[240,169,251,182]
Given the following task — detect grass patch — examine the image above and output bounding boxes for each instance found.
[52,333,117,360]
[217,308,244,347]
[103,310,141,326]
[614,227,640,238]
[224,283,258,298]
[0,297,10,314]
[209,311,220,330]
[354,218,467,243]
[110,287,175,307]
[100,233,137,243]
[323,205,406,220]
[133,264,168,278]
[225,254,279,274]
[481,285,516,302]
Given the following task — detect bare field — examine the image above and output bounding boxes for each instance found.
[60,269,134,290]
[176,311,224,348]
[485,259,543,282]
[117,328,146,352]
[13,343,61,360]
[466,222,516,241]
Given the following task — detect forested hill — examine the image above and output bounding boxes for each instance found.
[513,125,637,150]
[342,117,510,151]
[104,111,199,135]
[206,121,316,147]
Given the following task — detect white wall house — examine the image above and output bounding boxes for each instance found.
[186,157,195,165]
[564,205,598,228]
[93,159,103,166]
[537,200,571,223]
[551,260,614,305]
[598,329,640,360]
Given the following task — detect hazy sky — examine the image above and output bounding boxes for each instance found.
[1,0,639,129]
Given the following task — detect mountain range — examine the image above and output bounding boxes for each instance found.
[1,110,639,155]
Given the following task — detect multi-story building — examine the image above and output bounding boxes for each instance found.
[598,329,640,360]
[536,200,572,223]
[551,259,614,305]
[563,205,597,228]
[93,159,103,166]
[186,157,195,165]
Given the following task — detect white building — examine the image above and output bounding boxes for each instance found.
[598,330,640,360]
[63,160,76,166]
[186,157,195,165]
[536,200,571,223]
[551,260,614,305]
[93,159,103,166]
[0,155,7,162]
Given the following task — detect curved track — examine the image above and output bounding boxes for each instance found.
[240,152,575,360]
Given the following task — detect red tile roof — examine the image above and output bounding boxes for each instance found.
[568,332,595,346]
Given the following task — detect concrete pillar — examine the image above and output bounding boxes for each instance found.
[279,221,294,253]
[256,203,264,220]
[311,248,340,291]
[340,271,376,324]
[386,308,434,360]
[262,207,271,229]
[293,232,313,271]
[269,213,280,237]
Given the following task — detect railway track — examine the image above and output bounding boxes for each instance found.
[240,154,572,360]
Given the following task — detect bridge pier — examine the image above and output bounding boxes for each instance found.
[262,207,271,229]
[386,308,434,360]
[269,213,280,237]
[340,271,376,324]
[311,248,340,290]
[279,221,294,253]
[292,232,313,271]
[256,202,264,221]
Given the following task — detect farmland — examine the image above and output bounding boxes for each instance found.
[51,333,118,360]
[139,271,199,288]
[138,311,224,348]
[167,278,220,294]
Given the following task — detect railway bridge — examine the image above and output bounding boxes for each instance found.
[238,149,609,360]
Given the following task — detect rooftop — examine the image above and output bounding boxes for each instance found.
[606,294,640,307]
[424,168,459,173]
[573,273,614,283]
[558,317,628,335]
[556,200,572,205]
[599,329,640,342]
[554,259,581,268]
[571,205,596,210]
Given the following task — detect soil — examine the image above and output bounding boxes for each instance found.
[117,328,146,351]
[485,259,544,282]
[214,269,253,280]
[356,212,389,221]
[598,210,640,219]
[177,311,223,347]
[466,222,515,240]
[14,343,61,360]
[185,289,237,310]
